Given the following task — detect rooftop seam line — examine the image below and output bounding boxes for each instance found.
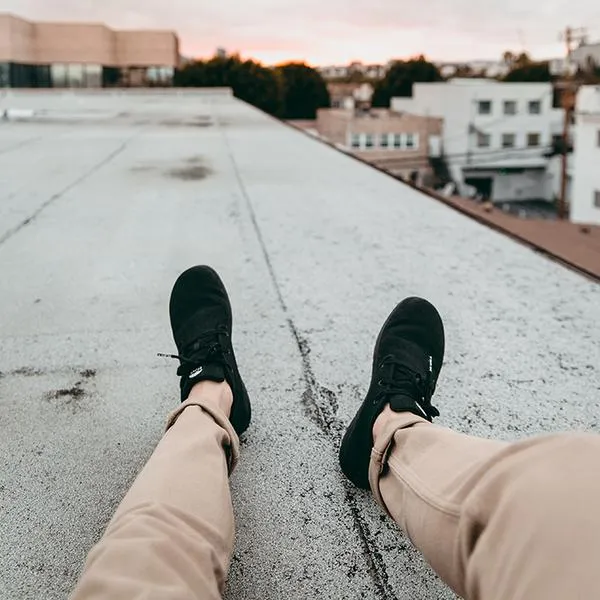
[218,113,395,600]
[0,135,45,157]
[0,133,137,248]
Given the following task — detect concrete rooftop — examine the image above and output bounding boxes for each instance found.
[0,90,599,600]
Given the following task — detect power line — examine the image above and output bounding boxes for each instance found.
[366,145,554,167]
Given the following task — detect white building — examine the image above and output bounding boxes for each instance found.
[318,63,387,81]
[436,61,510,79]
[571,43,600,70]
[318,65,350,80]
[391,79,566,202]
[572,86,600,225]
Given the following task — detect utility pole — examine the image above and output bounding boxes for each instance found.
[557,26,586,219]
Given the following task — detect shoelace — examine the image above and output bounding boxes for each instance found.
[158,326,229,378]
[377,354,439,420]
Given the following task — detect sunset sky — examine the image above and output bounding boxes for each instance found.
[4,0,600,65]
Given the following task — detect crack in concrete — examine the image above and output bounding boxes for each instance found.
[0,135,136,248]
[0,135,45,157]
[221,124,395,600]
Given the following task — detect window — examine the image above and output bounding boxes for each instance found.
[478,100,492,115]
[527,133,541,147]
[502,133,516,148]
[477,132,491,148]
[595,191,600,209]
[8,63,38,87]
[51,64,68,88]
[68,64,84,88]
[365,134,374,148]
[380,134,389,148]
[405,133,415,149]
[0,63,8,87]
[50,63,102,88]
[146,66,175,86]
[393,133,403,148]
[33,65,51,88]
[84,65,102,88]
[102,67,120,87]
[529,100,541,115]
[503,100,517,115]
[350,133,361,148]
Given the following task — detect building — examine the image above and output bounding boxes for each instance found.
[391,79,566,202]
[0,13,179,88]
[571,42,600,71]
[437,61,510,79]
[316,107,442,184]
[318,65,349,80]
[318,62,387,81]
[327,82,374,109]
[572,86,600,224]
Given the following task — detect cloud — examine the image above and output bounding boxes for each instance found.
[3,0,597,63]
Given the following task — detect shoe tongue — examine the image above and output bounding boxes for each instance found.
[384,340,432,415]
[391,339,431,375]
[187,362,226,385]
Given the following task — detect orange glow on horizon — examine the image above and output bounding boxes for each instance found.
[183,39,566,68]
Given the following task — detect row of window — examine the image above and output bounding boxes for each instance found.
[477,99,542,116]
[0,62,175,88]
[349,132,420,150]
[476,131,543,149]
[51,63,104,88]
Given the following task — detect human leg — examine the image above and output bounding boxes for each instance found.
[340,298,600,599]
[370,410,600,599]
[71,382,238,600]
[72,266,251,599]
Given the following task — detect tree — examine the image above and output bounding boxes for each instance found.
[174,55,282,116]
[503,61,552,82]
[454,64,475,78]
[275,63,330,120]
[372,57,442,107]
[515,52,532,68]
[502,51,516,68]
[502,51,531,70]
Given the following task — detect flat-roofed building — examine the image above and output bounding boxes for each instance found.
[0,13,179,88]
[316,107,443,185]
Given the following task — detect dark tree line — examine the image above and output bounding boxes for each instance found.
[175,56,330,119]
[372,57,443,107]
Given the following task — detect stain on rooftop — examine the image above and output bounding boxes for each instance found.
[45,382,87,413]
[168,164,212,181]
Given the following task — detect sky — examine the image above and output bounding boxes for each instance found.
[5,0,600,65]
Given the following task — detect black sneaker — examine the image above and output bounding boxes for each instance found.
[339,297,445,489]
[161,266,251,435]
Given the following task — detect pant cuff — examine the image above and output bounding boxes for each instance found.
[368,412,428,511]
[166,399,240,474]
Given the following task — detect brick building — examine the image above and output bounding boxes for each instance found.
[0,13,179,88]
[316,108,443,184]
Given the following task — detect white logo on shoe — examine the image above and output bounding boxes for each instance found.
[190,366,204,378]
